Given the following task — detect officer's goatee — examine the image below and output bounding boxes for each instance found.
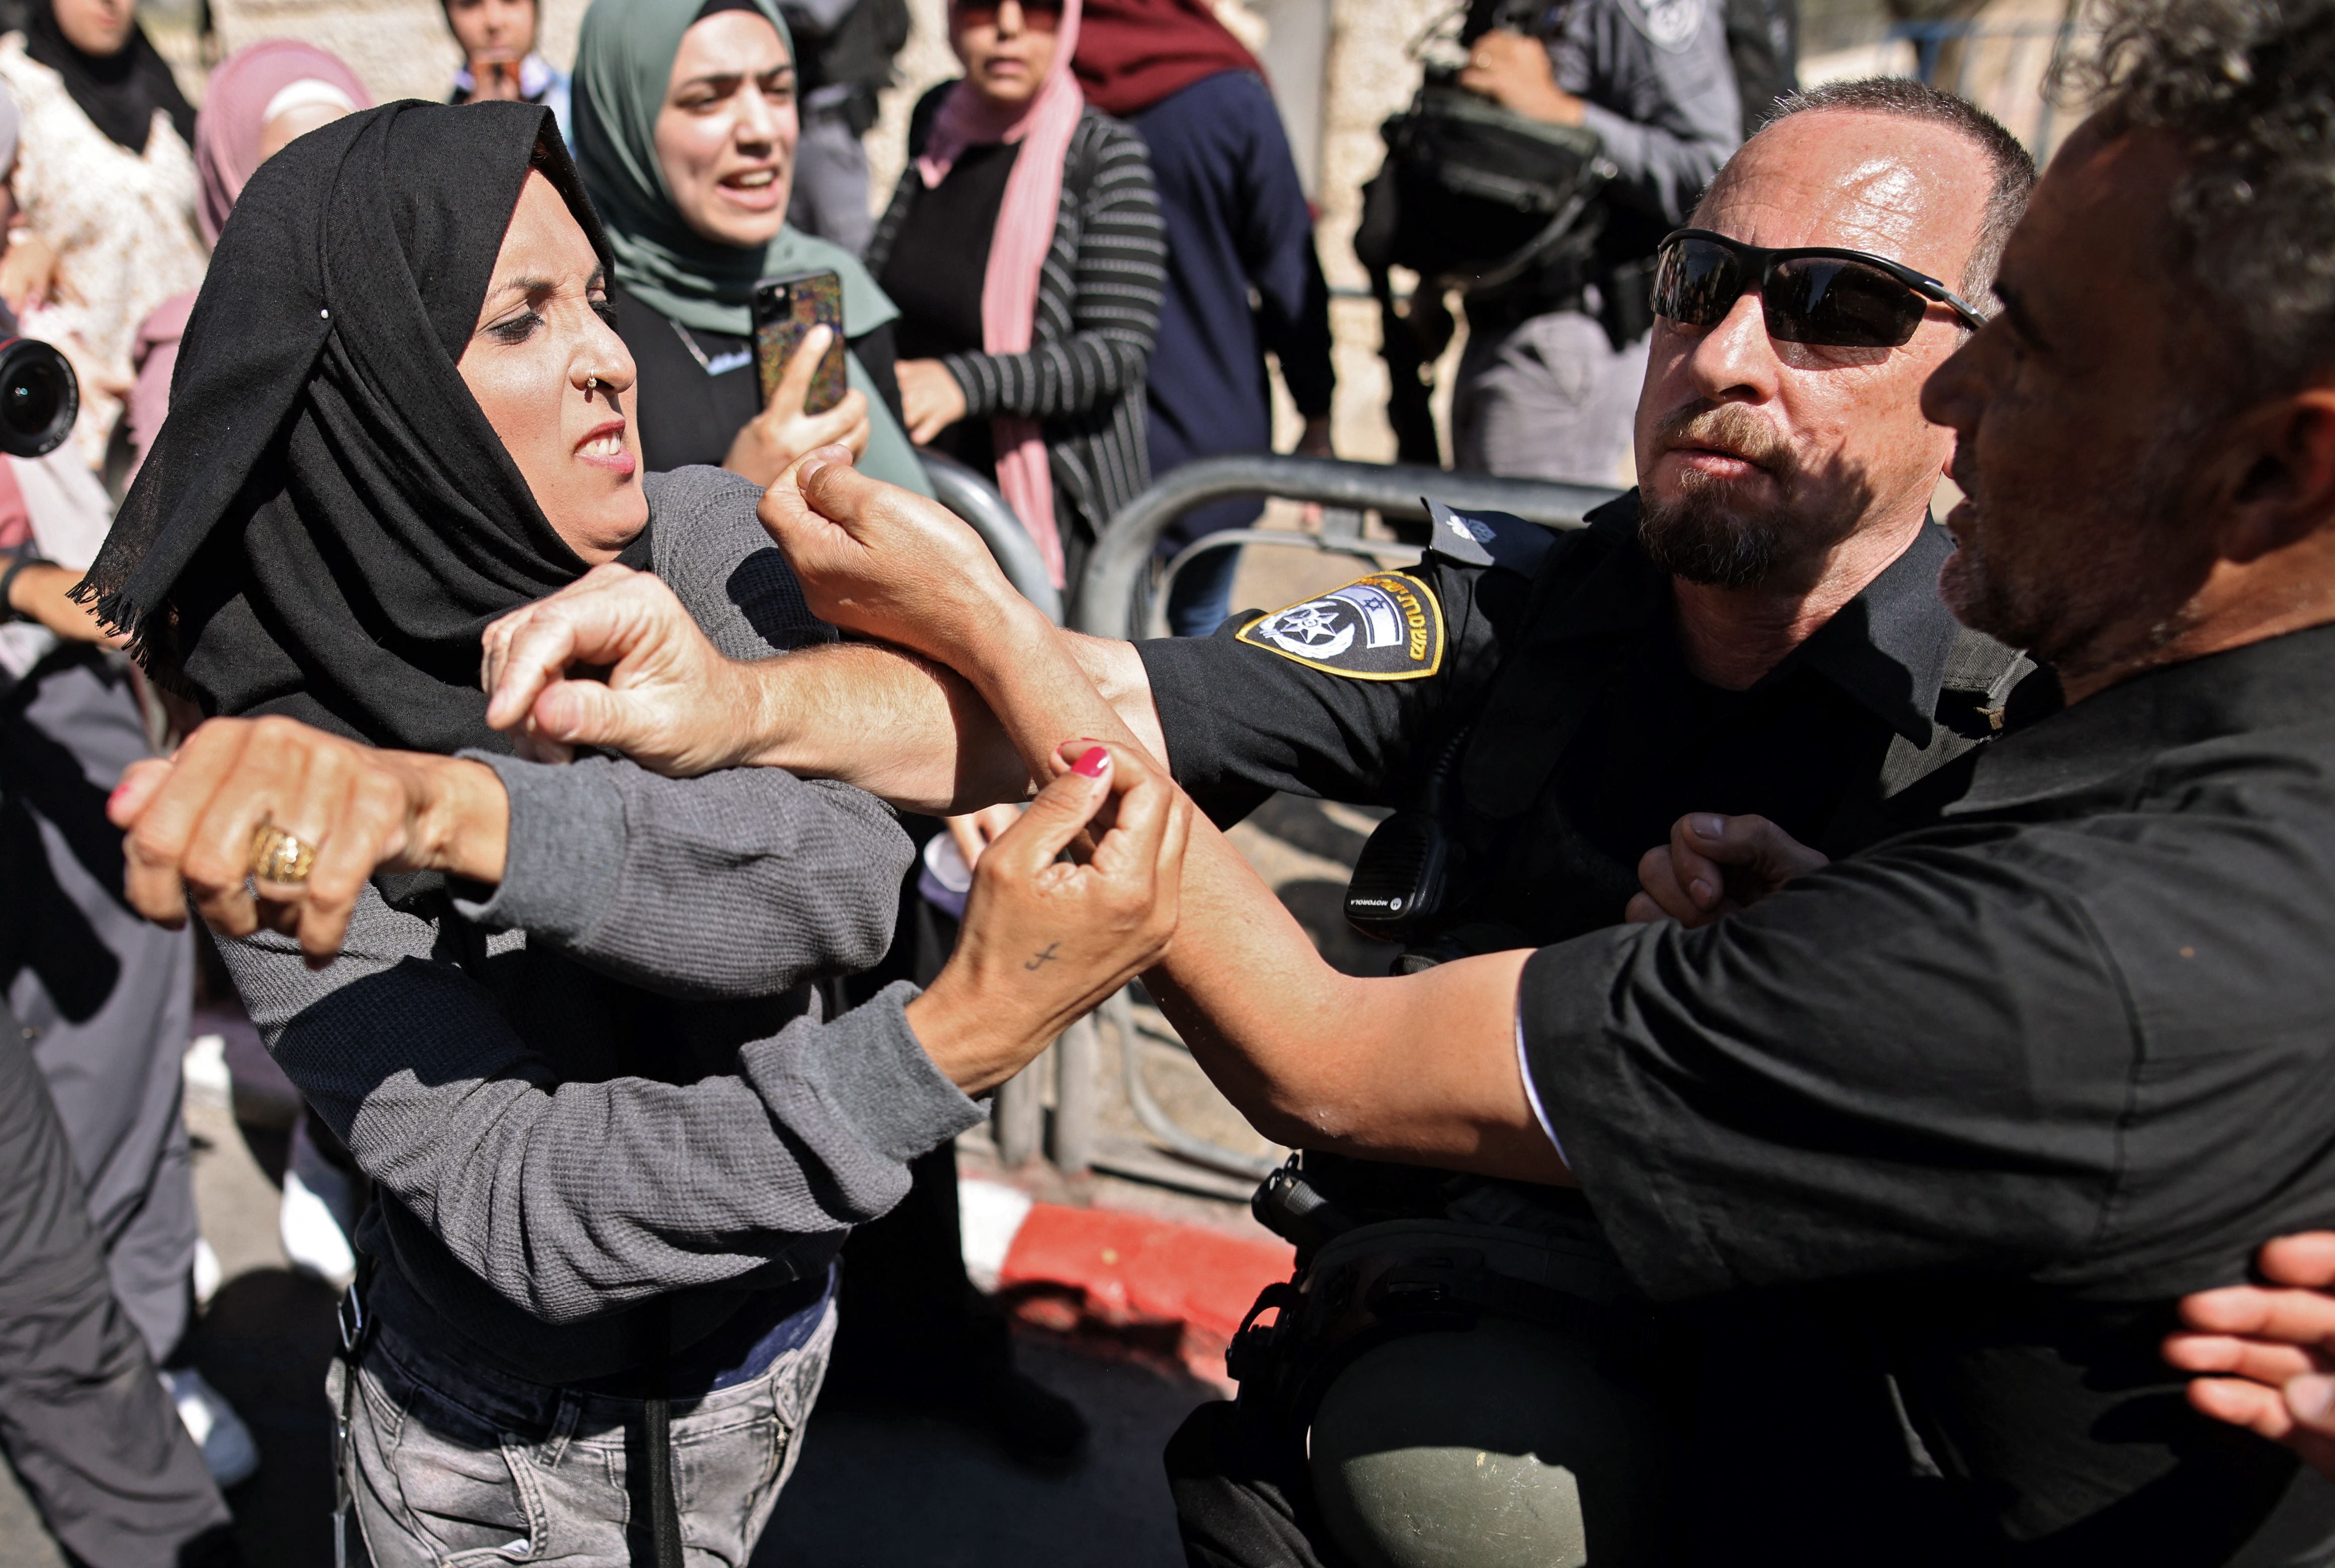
[1639,403,1860,588]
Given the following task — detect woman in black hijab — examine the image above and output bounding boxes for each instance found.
[84,100,991,1565]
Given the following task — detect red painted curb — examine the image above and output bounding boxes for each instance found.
[998,1202,1294,1343]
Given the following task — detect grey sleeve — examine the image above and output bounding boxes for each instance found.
[1558,0,1741,225]
[645,465,836,659]
[221,903,984,1323]
[453,752,912,1001]
[461,468,909,999]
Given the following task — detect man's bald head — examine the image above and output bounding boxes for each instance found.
[1701,78,2037,298]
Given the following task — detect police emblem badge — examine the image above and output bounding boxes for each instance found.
[1235,572,1445,680]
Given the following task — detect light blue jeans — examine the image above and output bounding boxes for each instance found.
[335,1303,835,1567]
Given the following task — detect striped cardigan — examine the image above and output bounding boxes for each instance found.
[866,94,1167,553]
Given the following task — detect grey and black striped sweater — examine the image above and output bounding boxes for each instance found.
[866,94,1167,556]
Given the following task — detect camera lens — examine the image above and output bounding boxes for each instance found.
[0,338,78,458]
[6,359,59,436]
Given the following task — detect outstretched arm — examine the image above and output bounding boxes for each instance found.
[108,715,910,996]
[145,735,1179,1323]
[762,449,1567,1183]
[479,562,1166,814]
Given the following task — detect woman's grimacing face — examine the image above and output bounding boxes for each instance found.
[953,1,1061,109]
[653,11,798,250]
[456,169,647,564]
[53,0,136,57]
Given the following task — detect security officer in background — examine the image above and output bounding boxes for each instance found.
[1448,0,1741,486]
[780,0,909,255]
[462,75,2040,1564]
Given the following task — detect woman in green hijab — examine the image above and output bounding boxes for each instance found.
[573,0,930,494]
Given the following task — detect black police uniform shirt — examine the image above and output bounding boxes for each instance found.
[1508,619,2335,1563]
[1141,495,2046,1554]
[1139,492,2037,954]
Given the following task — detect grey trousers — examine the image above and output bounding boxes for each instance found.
[7,650,200,1366]
[337,1303,837,1567]
[786,106,873,257]
[0,997,232,1567]
[1451,308,1650,487]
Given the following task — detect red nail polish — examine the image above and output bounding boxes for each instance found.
[1072,747,1110,778]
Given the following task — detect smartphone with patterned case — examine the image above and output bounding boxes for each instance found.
[752,271,847,415]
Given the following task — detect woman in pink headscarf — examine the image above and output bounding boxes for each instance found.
[124,40,370,482]
[863,0,1163,599]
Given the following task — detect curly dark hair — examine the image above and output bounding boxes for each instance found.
[2055,0,2335,399]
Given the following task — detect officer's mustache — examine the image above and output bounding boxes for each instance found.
[1653,402,1796,483]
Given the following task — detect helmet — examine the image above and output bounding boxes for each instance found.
[1308,1315,1677,1568]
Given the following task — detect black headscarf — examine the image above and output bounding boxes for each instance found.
[25,0,196,153]
[80,100,640,759]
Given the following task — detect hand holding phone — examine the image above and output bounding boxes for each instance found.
[754,271,848,415]
[723,271,869,487]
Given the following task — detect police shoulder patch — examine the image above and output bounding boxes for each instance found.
[1236,572,1446,680]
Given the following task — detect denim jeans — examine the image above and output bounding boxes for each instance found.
[333,1301,835,1567]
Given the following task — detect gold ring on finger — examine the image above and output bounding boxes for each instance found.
[249,821,318,886]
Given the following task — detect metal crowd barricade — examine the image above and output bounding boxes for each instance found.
[1025,453,1620,1194]
[1073,454,1621,639]
[923,449,1064,625]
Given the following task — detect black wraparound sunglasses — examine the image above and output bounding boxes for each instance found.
[1653,228,1989,348]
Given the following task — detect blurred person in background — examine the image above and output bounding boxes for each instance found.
[780,0,909,254]
[0,0,205,473]
[445,0,570,143]
[574,0,931,494]
[1449,0,1739,485]
[126,40,371,484]
[866,0,1163,601]
[0,996,233,1568]
[1074,0,1335,638]
[0,73,258,1494]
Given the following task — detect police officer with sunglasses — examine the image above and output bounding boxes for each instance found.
[1133,82,2046,1568]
